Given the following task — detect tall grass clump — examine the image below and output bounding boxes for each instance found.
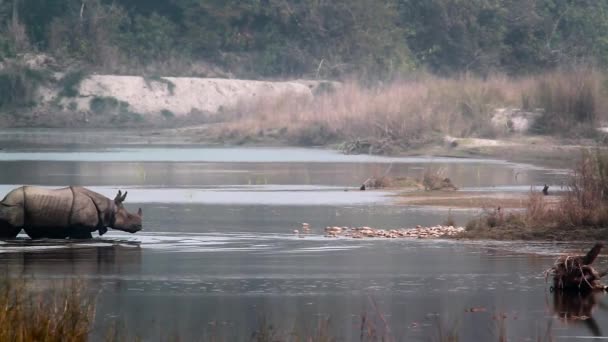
[530,69,608,137]
[465,149,608,239]
[213,69,608,152]
[557,149,608,226]
[217,74,524,153]
[0,277,95,342]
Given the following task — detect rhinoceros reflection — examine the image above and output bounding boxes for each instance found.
[0,186,142,239]
[0,242,142,276]
[552,290,608,336]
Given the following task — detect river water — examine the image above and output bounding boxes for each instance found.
[0,139,605,341]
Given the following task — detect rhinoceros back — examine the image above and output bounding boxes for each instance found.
[22,187,73,228]
[0,186,109,238]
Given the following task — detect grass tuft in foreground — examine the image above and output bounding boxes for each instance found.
[0,277,95,342]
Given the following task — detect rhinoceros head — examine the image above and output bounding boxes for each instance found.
[112,190,143,233]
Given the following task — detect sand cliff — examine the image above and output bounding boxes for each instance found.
[44,75,328,116]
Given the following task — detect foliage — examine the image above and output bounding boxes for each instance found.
[89,96,120,114]
[0,64,50,110]
[120,13,178,64]
[58,70,87,97]
[464,149,608,240]
[143,75,176,95]
[3,0,607,78]
[160,109,175,119]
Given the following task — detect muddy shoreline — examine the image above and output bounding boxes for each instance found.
[0,127,593,169]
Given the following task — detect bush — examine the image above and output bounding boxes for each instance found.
[59,70,87,97]
[0,65,49,110]
[111,111,144,124]
[161,109,175,119]
[464,149,608,239]
[89,96,119,114]
[143,75,175,95]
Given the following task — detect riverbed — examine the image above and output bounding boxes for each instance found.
[0,135,604,341]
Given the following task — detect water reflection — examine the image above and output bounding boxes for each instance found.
[0,159,567,189]
[0,141,597,341]
[0,242,142,277]
[552,290,608,337]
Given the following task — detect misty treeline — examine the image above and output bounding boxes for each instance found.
[1,0,607,79]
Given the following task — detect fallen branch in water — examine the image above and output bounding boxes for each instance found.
[546,243,608,292]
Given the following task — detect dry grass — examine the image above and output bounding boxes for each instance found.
[531,68,607,137]
[464,149,608,240]
[3,68,607,149]
[0,276,560,341]
[0,277,95,342]
[214,74,524,151]
[208,68,608,152]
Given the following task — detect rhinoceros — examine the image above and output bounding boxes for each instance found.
[0,186,143,239]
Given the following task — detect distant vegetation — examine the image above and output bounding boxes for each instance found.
[213,69,608,151]
[1,0,608,79]
[1,1,608,147]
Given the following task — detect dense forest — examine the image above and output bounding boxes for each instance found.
[1,0,607,79]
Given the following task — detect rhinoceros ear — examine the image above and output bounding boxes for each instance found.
[114,190,124,204]
[121,191,128,202]
[138,208,143,217]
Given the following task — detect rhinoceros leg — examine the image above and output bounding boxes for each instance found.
[0,219,21,238]
[68,226,93,239]
[24,227,69,239]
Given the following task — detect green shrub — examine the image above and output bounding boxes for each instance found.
[143,75,175,95]
[111,111,144,124]
[161,109,175,119]
[89,96,119,114]
[59,70,87,97]
[0,65,50,110]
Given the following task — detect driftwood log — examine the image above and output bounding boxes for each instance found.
[547,243,608,292]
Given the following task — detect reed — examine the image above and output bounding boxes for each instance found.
[0,277,95,342]
[214,69,607,152]
[464,149,608,239]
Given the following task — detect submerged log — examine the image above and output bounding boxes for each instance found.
[547,243,608,292]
